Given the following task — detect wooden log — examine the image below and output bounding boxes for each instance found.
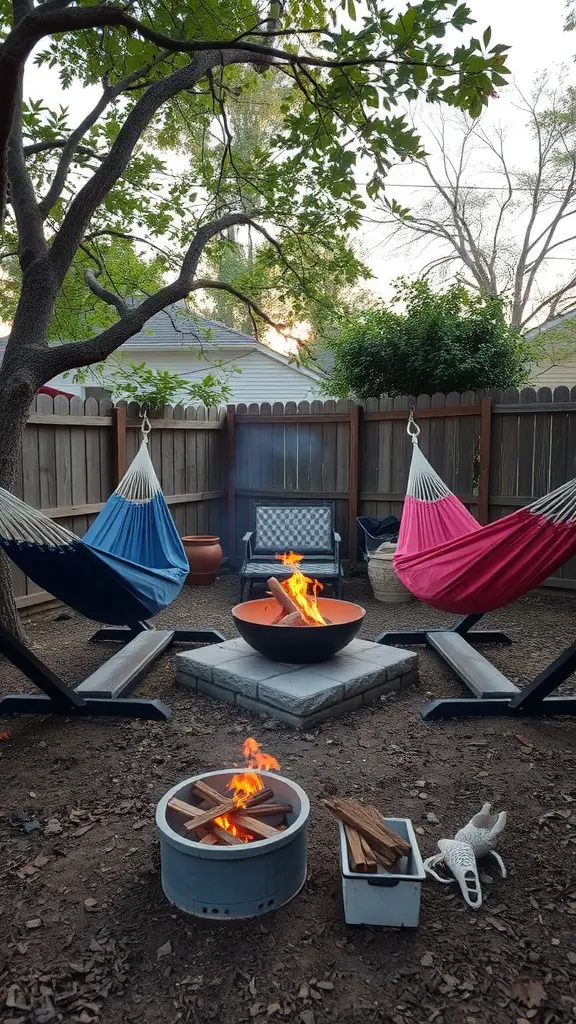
[210,825,245,846]
[231,813,280,839]
[199,832,220,846]
[345,824,368,872]
[267,576,301,617]
[323,799,411,859]
[192,780,227,805]
[167,796,242,846]
[192,780,275,809]
[276,611,308,627]
[359,835,377,873]
[182,799,236,831]
[365,804,410,853]
[242,802,292,817]
[245,787,275,808]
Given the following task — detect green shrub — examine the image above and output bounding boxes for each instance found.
[322,280,533,399]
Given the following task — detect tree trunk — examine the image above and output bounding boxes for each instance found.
[0,361,38,640]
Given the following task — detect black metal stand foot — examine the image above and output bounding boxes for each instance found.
[422,696,576,721]
[0,694,171,721]
[90,626,226,645]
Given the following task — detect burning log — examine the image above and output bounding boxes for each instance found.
[267,576,302,617]
[168,796,243,846]
[276,611,307,627]
[231,813,279,839]
[323,798,411,866]
[241,802,292,817]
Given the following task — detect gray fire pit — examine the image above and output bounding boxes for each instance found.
[156,769,310,918]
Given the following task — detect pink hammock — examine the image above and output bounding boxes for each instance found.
[393,415,576,614]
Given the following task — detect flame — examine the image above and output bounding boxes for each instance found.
[214,813,254,843]
[277,552,327,625]
[216,736,281,847]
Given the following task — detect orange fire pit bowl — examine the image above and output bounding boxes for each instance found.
[231,597,366,663]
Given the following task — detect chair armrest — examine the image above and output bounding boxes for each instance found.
[333,531,341,564]
[333,532,341,543]
[243,531,254,560]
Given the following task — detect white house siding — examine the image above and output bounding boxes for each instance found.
[530,359,576,390]
[46,345,321,404]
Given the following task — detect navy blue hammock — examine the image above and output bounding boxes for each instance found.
[0,428,224,722]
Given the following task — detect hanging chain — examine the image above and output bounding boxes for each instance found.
[407,406,421,445]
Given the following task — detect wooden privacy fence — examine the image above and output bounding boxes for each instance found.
[229,387,576,590]
[9,385,576,612]
[12,395,227,610]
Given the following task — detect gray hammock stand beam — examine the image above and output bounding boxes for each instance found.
[376,615,576,721]
[0,620,224,721]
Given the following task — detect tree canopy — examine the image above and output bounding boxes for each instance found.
[321,280,533,399]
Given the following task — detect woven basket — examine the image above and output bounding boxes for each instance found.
[367,542,412,604]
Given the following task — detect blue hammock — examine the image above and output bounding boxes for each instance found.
[0,439,189,624]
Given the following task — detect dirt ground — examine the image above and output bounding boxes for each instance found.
[1,575,576,1024]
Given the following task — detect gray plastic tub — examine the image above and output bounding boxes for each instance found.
[156,769,310,919]
[339,817,426,927]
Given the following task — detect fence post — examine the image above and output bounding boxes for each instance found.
[348,404,361,565]
[226,404,236,560]
[112,404,127,484]
[477,396,492,525]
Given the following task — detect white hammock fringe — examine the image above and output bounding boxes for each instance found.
[0,488,77,546]
[114,439,161,503]
[0,439,162,548]
[407,436,576,523]
[406,445,453,502]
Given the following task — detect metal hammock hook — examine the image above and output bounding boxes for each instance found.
[140,410,152,443]
[407,406,420,445]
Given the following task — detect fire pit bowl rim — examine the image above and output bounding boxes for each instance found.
[231,597,366,663]
[156,769,310,860]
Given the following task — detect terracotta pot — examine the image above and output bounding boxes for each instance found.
[181,535,222,586]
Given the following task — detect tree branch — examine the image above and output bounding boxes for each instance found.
[48,50,275,284]
[6,64,46,268]
[39,212,269,374]
[85,267,130,318]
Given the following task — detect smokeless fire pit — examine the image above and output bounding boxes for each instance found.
[232,596,366,662]
[156,768,310,918]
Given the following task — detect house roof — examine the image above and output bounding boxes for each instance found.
[0,305,323,382]
[524,307,576,338]
[117,306,259,348]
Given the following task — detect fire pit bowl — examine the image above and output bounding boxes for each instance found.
[231,597,366,662]
[156,769,310,918]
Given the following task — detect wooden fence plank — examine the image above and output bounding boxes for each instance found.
[534,388,553,496]
[284,401,298,493]
[518,387,537,498]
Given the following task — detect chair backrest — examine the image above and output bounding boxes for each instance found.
[253,503,334,555]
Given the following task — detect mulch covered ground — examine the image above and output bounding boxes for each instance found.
[1,576,576,1024]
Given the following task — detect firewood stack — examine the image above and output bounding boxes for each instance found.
[323,798,412,873]
[168,779,292,846]
[267,577,330,626]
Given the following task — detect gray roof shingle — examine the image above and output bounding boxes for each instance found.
[0,305,256,360]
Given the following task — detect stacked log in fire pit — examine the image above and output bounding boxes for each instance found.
[168,779,292,845]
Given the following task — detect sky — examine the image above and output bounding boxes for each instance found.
[359,0,576,300]
[17,0,576,325]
